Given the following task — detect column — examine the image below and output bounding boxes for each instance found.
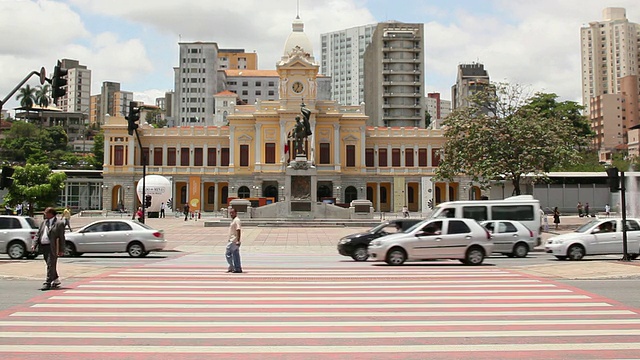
[280,119,287,164]
[387,145,392,167]
[190,145,194,167]
[376,182,381,212]
[255,123,262,164]
[374,145,379,167]
[162,144,168,166]
[213,181,219,211]
[229,126,235,166]
[427,144,433,167]
[203,144,208,167]
[360,126,366,169]
[333,123,341,169]
[401,145,406,167]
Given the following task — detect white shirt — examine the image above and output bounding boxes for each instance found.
[40,218,54,245]
[228,217,241,243]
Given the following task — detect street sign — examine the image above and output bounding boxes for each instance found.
[39,67,46,85]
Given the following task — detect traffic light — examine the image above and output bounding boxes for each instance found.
[125,102,141,136]
[144,194,152,208]
[0,166,15,190]
[51,60,68,105]
[606,167,619,193]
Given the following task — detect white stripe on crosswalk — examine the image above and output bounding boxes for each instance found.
[88,279,544,285]
[61,289,572,295]
[11,310,634,318]
[31,302,614,309]
[1,328,639,339]
[48,294,591,301]
[3,319,639,327]
[78,283,554,289]
[1,343,640,353]
[108,273,518,278]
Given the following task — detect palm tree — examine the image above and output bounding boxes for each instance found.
[16,85,36,124]
[35,84,51,108]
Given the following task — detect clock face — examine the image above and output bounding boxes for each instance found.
[292,81,304,94]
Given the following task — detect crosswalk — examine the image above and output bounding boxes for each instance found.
[1,261,640,359]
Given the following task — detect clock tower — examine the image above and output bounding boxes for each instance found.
[277,16,319,108]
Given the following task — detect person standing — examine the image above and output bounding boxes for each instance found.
[160,202,166,218]
[553,207,561,230]
[605,204,611,217]
[32,207,65,291]
[183,203,190,221]
[577,202,583,217]
[584,202,590,217]
[136,207,143,222]
[225,208,242,273]
[402,205,409,218]
[16,203,22,216]
[62,205,72,231]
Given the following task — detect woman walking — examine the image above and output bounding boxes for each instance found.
[553,207,561,230]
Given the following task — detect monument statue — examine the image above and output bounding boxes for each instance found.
[292,102,312,156]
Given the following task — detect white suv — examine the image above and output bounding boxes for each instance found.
[0,215,39,259]
[368,218,493,265]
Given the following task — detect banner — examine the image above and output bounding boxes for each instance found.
[189,176,201,211]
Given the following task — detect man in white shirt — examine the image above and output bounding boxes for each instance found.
[32,207,66,290]
[225,208,242,273]
[160,202,165,218]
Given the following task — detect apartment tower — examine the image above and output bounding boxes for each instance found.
[59,59,91,114]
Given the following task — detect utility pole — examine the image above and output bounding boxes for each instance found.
[0,68,47,112]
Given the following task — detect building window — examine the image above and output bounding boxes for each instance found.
[222,186,228,204]
[265,143,276,164]
[365,148,374,167]
[319,143,330,164]
[114,145,124,166]
[405,149,414,167]
[379,148,388,167]
[418,148,427,167]
[207,186,215,204]
[207,148,217,166]
[392,148,401,167]
[242,81,248,86]
[154,148,163,166]
[180,147,189,166]
[240,145,249,167]
[346,145,356,167]
[221,148,230,166]
[255,81,262,86]
[432,148,441,167]
[167,148,176,166]
[194,148,203,166]
[268,90,275,96]
[255,90,261,96]
[238,186,250,198]
[141,147,149,165]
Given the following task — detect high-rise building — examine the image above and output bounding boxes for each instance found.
[59,59,91,114]
[89,81,133,125]
[363,22,425,128]
[581,7,640,114]
[425,93,451,129]
[451,63,490,111]
[321,24,376,106]
[218,49,258,70]
[173,42,224,126]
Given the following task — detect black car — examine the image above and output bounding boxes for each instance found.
[337,219,423,261]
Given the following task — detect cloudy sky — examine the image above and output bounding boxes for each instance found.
[0,0,637,112]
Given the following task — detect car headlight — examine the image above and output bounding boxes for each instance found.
[339,238,351,244]
[552,239,566,244]
[370,240,383,247]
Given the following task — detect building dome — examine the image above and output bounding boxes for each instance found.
[283,16,314,58]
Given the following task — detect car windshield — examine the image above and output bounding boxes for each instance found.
[405,220,428,233]
[368,222,390,233]
[574,220,601,233]
[25,217,39,229]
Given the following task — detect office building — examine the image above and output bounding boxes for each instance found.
[425,93,451,129]
[89,82,134,126]
[58,59,91,115]
[451,63,490,111]
[363,22,425,128]
[218,49,258,70]
[321,24,377,106]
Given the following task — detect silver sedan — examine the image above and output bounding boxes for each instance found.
[480,220,536,258]
[64,220,166,257]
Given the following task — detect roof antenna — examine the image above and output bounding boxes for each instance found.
[297,0,300,18]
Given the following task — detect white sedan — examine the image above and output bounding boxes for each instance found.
[480,220,537,258]
[545,218,640,260]
[64,220,166,257]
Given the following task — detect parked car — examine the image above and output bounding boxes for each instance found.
[337,219,422,261]
[368,218,493,266]
[545,218,640,260]
[64,220,166,257]
[0,215,39,259]
[480,220,537,258]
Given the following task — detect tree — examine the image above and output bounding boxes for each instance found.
[89,130,104,170]
[35,84,51,108]
[435,83,588,195]
[425,111,432,128]
[16,85,36,109]
[3,163,66,217]
[145,108,167,128]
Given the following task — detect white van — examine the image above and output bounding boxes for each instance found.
[429,195,542,243]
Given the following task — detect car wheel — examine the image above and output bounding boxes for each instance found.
[64,242,77,257]
[385,247,406,266]
[512,243,529,258]
[464,246,485,266]
[351,246,369,262]
[555,256,567,260]
[7,241,26,259]
[567,245,585,261]
[127,242,146,258]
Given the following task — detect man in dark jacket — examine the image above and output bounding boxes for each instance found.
[32,207,66,291]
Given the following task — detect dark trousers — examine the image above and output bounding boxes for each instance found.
[64,219,72,231]
[160,209,165,218]
[40,244,59,284]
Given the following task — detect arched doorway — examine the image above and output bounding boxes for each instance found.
[111,185,125,211]
[345,186,358,204]
[366,186,374,202]
[237,186,250,199]
[264,185,278,201]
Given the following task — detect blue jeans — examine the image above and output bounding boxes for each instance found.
[225,242,242,272]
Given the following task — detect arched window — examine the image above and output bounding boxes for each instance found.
[222,186,228,205]
[237,186,250,199]
[180,186,187,205]
[345,186,358,204]
[366,186,374,202]
[380,187,388,204]
[264,185,278,201]
[207,186,215,204]
[408,186,415,203]
[435,187,442,204]
[317,185,331,200]
[449,186,456,201]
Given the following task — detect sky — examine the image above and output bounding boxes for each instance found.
[0,0,638,113]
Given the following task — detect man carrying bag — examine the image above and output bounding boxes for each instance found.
[32,207,66,291]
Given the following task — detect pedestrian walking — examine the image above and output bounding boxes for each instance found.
[32,207,65,291]
[402,205,409,218]
[136,207,143,222]
[62,205,72,231]
[160,202,165,218]
[553,207,560,230]
[605,204,611,217]
[577,202,583,217]
[585,202,590,217]
[183,203,190,221]
[16,203,22,216]
[225,208,242,273]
